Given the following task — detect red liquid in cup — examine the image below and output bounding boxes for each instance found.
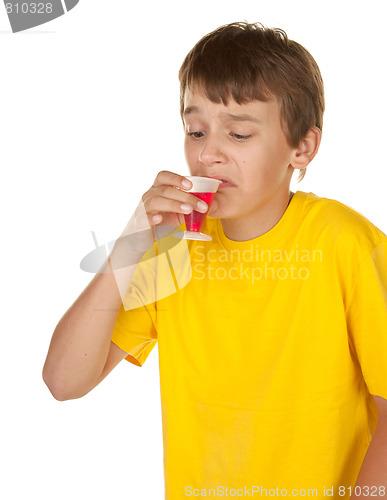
[184,192,215,232]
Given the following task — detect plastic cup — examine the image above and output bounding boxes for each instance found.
[174,176,221,241]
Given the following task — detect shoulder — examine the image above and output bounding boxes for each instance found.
[300,191,386,257]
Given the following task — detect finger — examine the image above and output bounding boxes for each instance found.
[144,194,196,216]
[146,193,210,217]
[153,185,209,212]
[143,186,208,213]
[149,212,185,227]
[150,213,163,225]
[152,170,192,191]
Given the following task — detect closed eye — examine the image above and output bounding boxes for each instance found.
[187,131,251,141]
[231,133,251,141]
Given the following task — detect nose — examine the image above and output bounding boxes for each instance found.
[198,135,226,166]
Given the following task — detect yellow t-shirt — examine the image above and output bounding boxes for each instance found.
[111,191,387,499]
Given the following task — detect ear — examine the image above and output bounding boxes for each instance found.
[291,126,322,170]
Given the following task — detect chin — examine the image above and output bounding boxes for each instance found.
[209,207,234,220]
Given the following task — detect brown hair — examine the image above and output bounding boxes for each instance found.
[178,22,325,181]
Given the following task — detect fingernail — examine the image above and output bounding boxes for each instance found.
[182,179,192,189]
[197,201,208,212]
[181,203,192,212]
[152,214,162,223]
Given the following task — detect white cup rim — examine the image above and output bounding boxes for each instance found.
[184,176,222,193]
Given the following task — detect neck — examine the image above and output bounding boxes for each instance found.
[220,190,294,242]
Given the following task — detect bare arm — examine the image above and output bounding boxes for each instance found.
[351,395,387,498]
[42,262,133,401]
[42,171,207,401]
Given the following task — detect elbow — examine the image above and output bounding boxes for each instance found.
[42,367,68,401]
[42,366,85,402]
[42,376,68,401]
[48,388,69,402]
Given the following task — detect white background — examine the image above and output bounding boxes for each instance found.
[1,1,386,499]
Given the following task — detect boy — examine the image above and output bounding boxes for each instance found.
[43,22,387,498]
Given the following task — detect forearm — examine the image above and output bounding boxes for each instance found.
[42,199,162,400]
[352,421,387,498]
[42,241,145,400]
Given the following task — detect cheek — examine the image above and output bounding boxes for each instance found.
[184,140,199,164]
[183,139,191,160]
[238,148,269,182]
[184,138,191,154]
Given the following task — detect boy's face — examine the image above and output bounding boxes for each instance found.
[183,87,298,225]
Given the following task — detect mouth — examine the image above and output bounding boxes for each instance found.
[205,175,235,188]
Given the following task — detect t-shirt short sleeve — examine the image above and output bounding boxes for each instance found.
[111,301,157,366]
[110,243,162,367]
[346,239,387,397]
[110,228,191,367]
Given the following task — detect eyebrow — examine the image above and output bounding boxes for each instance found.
[183,106,262,124]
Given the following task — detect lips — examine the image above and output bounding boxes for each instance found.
[204,175,235,187]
